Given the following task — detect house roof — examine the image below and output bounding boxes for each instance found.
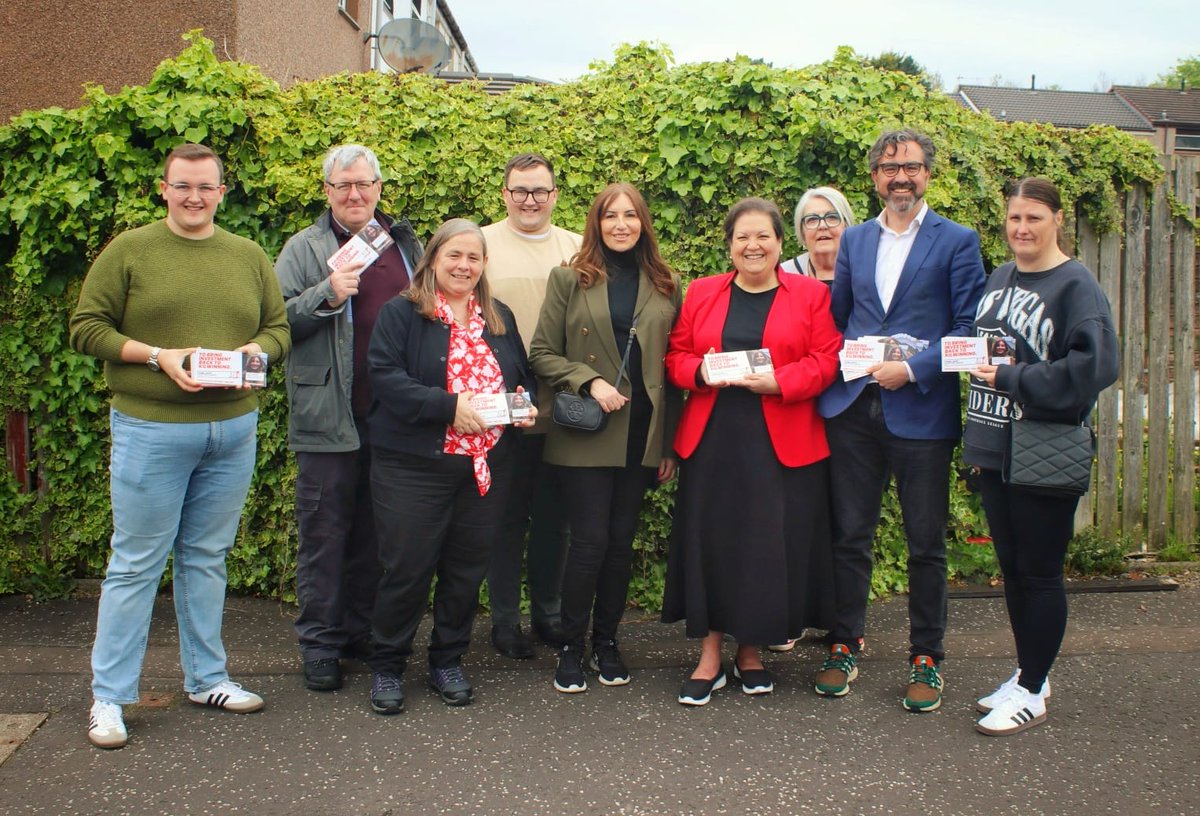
[435,71,551,95]
[1112,85,1200,127]
[954,85,1153,132]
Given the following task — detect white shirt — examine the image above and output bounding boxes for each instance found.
[874,201,928,312]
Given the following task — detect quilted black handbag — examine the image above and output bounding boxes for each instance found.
[1004,416,1094,496]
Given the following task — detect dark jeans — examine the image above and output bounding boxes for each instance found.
[826,388,955,661]
[977,468,1078,692]
[293,422,379,660]
[486,433,569,627]
[368,442,513,674]
[558,464,655,648]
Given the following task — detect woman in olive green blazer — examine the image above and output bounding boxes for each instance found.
[529,182,681,694]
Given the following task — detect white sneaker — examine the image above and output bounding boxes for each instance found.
[187,680,265,713]
[975,668,1051,713]
[767,639,798,652]
[975,683,1047,736]
[88,700,127,749]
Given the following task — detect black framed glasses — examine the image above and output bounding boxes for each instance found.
[326,179,380,194]
[800,211,844,230]
[505,187,555,203]
[876,162,926,178]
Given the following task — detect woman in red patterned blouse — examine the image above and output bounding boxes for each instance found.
[364,219,538,714]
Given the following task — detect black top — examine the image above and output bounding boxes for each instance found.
[962,259,1119,471]
[603,246,645,399]
[723,282,779,351]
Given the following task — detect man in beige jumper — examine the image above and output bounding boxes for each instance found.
[484,153,582,658]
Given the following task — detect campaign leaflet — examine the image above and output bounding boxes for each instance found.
[703,349,774,384]
[941,337,989,372]
[839,340,884,381]
[188,349,270,388]
[469,393,534,427]
[189,349,245,387]
[326,219,395,274]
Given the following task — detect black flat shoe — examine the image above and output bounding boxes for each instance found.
[733,663,775,695]
[491,624,535,660]
[678,667,727,706]
[303,658,343,691]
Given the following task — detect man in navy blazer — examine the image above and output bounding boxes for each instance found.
[815,129,985,713]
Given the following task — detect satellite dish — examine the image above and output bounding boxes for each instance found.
[376,18,452,74]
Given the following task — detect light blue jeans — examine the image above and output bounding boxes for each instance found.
[91,408,258,703]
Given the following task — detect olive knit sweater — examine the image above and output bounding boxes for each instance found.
[70,221,291,422]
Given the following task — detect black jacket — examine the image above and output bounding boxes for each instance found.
[367,295,536,458]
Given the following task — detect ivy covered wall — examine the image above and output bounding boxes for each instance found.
[0,35,1161,603]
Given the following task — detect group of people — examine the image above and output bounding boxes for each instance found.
[70,127,1118,750]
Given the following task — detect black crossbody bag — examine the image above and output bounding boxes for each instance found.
[552,320,637,432]
[1004,407,1095,497]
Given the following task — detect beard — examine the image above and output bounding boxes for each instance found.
[884,181,920,214]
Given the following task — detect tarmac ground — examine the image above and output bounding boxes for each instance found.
[0,580,1197,816]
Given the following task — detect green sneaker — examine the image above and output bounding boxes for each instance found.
[814,643,858,697]
[903,655,944,712]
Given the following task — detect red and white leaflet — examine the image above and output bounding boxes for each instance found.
[840,340,884,381]
[190,349,244,387]
[326,220,395,274]
[469,393,512,427]
[941,337,988,372]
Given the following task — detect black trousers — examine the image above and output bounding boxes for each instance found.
[293,422,379,659]
[368,440,513,674]
[826,388,955,661]
[977,468,1077,692]
[558,464,655,648]
[486,433,569,627]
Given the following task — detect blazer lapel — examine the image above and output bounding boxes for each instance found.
[886,212,939,316]
[583,280,622,370]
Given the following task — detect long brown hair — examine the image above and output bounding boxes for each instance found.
[570,182,676,297]
[404,218,506,335]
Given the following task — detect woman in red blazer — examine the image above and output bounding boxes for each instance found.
[662,197,842,705]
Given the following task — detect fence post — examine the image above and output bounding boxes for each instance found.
[1147,177,1172,550]
[1171,156,1198,547]
[1122,186,1147,548]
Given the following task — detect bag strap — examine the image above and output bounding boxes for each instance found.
[613,316,638,390]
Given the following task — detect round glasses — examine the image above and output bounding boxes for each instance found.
[800,212,844,230]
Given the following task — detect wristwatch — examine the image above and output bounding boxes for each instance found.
[147,347,162,372]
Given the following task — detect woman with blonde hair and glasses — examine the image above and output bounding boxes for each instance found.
[780,186,857,287]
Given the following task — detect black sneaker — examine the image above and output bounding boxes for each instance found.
[369,671,404,715]
[429,664,474,706]
[588,639,631,686]
[553,644,588,693]
[303,657,342,691]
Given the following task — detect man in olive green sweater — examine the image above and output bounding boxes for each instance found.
[69,144,290,750]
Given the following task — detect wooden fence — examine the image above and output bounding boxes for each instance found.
[1076,154,1198,550]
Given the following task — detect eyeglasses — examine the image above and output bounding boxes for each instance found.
[800,211,844,230]
[165,182,222,197]
[505,187,555,204]
[876,162,926,178]
[326,179,380,194]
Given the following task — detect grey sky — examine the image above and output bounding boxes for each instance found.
[446,0,1197,91]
